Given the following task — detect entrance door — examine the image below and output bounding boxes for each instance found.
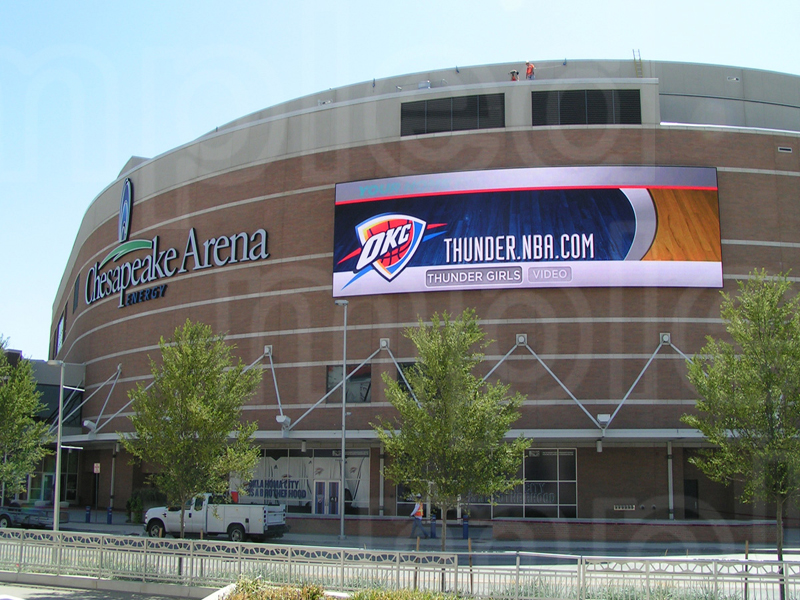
[314,481,340,515]
[684,479,699,519]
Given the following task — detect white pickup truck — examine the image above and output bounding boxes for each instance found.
[144,493,287,542]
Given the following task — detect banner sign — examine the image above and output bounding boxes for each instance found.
[333,166,722,296]
[233,451,370,509]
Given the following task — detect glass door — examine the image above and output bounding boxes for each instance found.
[313,480,340,515]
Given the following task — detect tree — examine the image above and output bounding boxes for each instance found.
[682,271,800,581]
[121,320,262,538]
[373,309,529,550]
[0,340,52,500]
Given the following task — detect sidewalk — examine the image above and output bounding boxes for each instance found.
[60,508,800,558]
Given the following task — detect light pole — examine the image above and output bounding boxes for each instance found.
[334,299,348,539]
[47,360,65,532]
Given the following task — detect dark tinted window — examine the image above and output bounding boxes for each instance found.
[425,98,452,133]
[559,449,577,480]
[451,95,478,131]
[400,101,426,136]
[615,89,642,124]
[478,93,505,129]
[587,90,613,124]
[559,90,587,125]
[531,91,559,126]
[326,364,372,403]
[559,482,577,504]
[401,94,505,136]
[532,89,641,126]
[526,449,558,480]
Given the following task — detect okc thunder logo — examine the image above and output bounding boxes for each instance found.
[118,178,133,243]
[353,214,427,281]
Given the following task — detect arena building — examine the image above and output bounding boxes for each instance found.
[45,59,800,537]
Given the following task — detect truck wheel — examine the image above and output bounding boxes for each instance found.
[228,524,246,543]
[147,520,165,538]
[0,515,11,528]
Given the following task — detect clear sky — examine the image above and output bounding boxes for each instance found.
[1,0,799,359]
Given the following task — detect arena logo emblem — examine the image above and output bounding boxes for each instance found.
[98,179,154,269]
[118,178,133,243]
[85,179,270,309]
[352,214,427,282]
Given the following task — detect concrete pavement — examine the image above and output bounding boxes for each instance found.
[0,582,175,600]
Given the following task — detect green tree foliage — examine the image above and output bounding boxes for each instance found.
[373,309,529,550]
[121,320,262,537]
[0,339,52,498]
[682,271,800,570]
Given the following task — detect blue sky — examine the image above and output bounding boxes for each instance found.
[1,0,799,359]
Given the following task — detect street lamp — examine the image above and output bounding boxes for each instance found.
[46,360,65,532]
[334,299,348,539]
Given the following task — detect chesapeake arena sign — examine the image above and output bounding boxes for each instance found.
[332,166,722,296]
[85,178,270,308]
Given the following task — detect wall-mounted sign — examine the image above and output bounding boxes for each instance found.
[333,166,721,296]
[232,450,371,509]
[84,180,270,309]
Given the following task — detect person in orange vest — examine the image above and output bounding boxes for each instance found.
[526,62,535,80]
[509,70,519,81]
[410,494,429,538]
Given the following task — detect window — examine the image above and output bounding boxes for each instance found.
[395,362,415,395]
[326,364,371,403]
[401,93,505,136]
[532,89,641,126]
[559,90,587,125]
[26,448,80,504]
[38,382,82,426]
[524,448,577,518]
[394,447,578,519]
[614,89,642,124]
[53,310,66,357]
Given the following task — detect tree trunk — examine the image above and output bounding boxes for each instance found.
[180,505,186,539]
[777,497,785,600]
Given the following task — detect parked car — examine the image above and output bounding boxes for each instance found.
[0,504,70,529]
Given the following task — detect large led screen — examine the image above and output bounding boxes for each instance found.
[332,166,722,296]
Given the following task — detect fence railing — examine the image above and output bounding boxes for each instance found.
[0,530,797,600]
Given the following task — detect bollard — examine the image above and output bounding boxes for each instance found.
[430,514,436,539]
[462,514,469,539]
[85,506,91,523]
[107,506,113,524]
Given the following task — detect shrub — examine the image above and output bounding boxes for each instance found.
[224,580,324,600]
[126,487,167,523]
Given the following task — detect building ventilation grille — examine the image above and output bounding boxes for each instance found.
[401,93,505,136]
[532,89,641,127]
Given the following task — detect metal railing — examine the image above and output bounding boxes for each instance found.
[583,556,800,600]
[0,530,797,600]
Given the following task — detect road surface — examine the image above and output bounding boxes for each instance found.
[0,584,178,600]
